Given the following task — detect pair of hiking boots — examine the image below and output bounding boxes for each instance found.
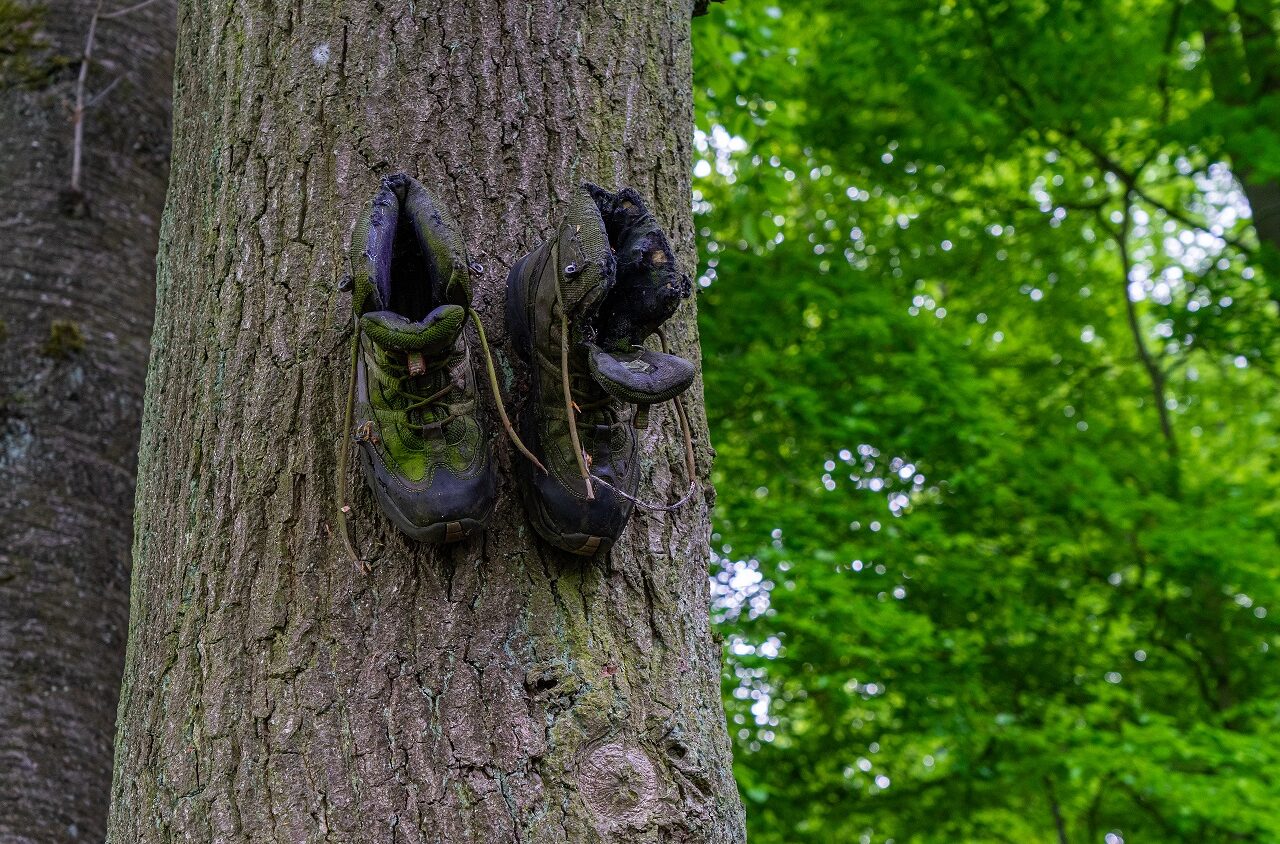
[338,174,696,557]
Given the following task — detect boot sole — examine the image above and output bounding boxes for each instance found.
[358,445,490,544]
[506,254,610,557]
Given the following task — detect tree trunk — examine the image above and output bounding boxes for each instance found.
[0,1,172,841]
[1232,0,1280,260]
[105,1,745,841]
[1192,0,1280,260]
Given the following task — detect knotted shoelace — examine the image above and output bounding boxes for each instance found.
[335,303,541,571]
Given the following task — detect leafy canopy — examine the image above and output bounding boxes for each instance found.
[693,1,1280,841]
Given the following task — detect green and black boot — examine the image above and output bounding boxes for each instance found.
[340,173,495,544]
[506,183,697,555]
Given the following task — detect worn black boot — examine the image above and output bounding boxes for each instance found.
[506,184,696,555]
[339,173,496,545]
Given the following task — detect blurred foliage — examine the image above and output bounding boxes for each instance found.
[692,1,1280,842]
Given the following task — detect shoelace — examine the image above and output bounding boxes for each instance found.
[373,352,462,435]
[336,298,542,571]
[335,267,698,567]
[553,275,698,513]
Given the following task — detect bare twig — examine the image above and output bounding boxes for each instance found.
[70,0,167,196]
[69,0,104,195]
[101,0,163,17]
[85,75,121,108]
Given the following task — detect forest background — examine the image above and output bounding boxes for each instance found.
[2,0,1279,842]
[694,1,1280,842]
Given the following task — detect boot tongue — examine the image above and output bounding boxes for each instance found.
[559,187,615,318]
[585,184,691,350]
[361,304,466,354]
[584,342,695,405]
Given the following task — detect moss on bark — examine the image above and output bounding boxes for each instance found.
[107,1,744,841]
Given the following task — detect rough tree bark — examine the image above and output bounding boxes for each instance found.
[105,1,745,842]
[0,1,172,842]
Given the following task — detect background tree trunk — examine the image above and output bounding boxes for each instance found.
[0,1,172,842]
[106,1,745,841]
[1192,0,1280,261]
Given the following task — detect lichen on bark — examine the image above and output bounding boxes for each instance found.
[106,1,744,842]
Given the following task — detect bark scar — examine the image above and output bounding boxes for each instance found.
[577,742,658,830]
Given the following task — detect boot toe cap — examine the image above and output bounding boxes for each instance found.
[361,445,496,542]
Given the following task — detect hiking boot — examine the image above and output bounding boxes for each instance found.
[342,173,495,543]
[506,183,696,555]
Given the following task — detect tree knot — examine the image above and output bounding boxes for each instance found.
[578,742,659,830]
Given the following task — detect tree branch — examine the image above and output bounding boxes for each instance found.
[1111,197,1182,495]
[1234,0,1280,100]
[1045,777,1070,844]
[101,0,166,18]
[69,0,104,196]
[68,0,166,205]
[85,75,121,108]
[1083,773,1114,841]
[1154,0,1187,128]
